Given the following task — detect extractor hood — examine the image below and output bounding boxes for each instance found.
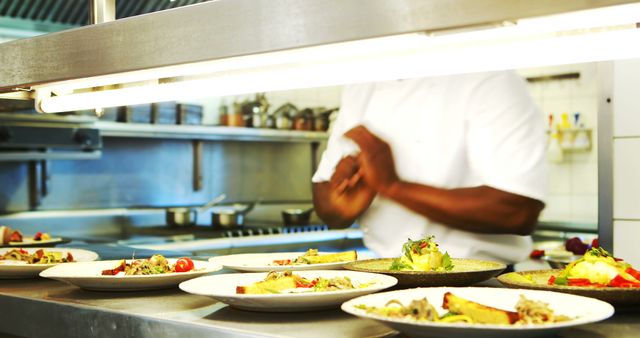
[1,0,639,113]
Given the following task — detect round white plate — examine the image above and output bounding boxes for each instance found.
[4,237,69,247]
[209,252,359,272]
[0,247,99,279]
[179,270,398,312]
[40,258,222,291]
[341,287,614,338]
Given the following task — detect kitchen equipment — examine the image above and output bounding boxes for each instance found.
[166,194,226,227]
[273,103,298,130]
[210,200,257,228]
[282,207,314,226]
[293,108,314,131]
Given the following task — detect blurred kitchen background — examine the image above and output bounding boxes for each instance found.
[0,0,638,265]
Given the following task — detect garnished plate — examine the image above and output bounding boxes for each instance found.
[498,269,640,307]
[179,270,397,312]
[209,251,358,272]
[344,258,505,287]
[4,237,70,248]
[40,259,222,291]
[0,248,99,279]
[342,287,614,338]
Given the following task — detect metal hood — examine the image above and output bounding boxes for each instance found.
[0,0,639,110]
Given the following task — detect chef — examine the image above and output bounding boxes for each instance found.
[311,71,546,264]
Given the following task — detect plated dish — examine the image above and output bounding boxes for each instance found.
[498,247,640,306]
[40,256,221,291]
[342,287,614,338]
[179,270,398,312]
[0,247,99,279]
[344,237,505,287]
[0,226,67,247]
[209,250,358,272]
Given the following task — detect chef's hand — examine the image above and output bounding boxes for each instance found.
[344,125,400,196]
[327,155,376,218]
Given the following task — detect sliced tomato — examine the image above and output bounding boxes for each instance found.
[66,252,74,262]
[174,257,195,272]
[530,249,545,259]
[34,232,42,241]
[35,249,44,259]
[9,231,22,242]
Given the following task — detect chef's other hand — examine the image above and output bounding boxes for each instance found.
[326,156,376,219]
[345,125,400,195]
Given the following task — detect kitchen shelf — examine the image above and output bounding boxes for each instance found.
[96,121,328,143]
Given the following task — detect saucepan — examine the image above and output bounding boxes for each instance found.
[210,200,259,229]
[282,207,314,226]
[166,194,226,227]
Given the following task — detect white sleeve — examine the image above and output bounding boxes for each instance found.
[465,71,547,202]
[311,85,369,183]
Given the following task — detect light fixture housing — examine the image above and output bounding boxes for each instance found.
[0,0,639,113]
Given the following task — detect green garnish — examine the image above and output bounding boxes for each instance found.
[389,258,413,271]
[442,252,454,271]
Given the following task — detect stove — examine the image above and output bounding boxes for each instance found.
[119,223,330,243]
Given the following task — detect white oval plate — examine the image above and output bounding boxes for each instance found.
[0,247,99,279]
[209,252,359,272]
[341,287,614,338]
[179,270,397,312]
[40,259,222,291]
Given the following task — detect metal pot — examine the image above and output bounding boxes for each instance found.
[166,194,226,227]
[210,202,256,228]
[282,207,314,226]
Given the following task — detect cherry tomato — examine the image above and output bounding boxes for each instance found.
[34,232,42,241]
[174,257,195,272]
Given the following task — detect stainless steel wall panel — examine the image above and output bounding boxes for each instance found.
[0,138,315,212]
[0,162,29,212]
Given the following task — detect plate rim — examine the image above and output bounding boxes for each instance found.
[39,258,222,279]
[341,286,615,331]
[344,257,507,275]
[179,269,398,299]
[209,251,358,271]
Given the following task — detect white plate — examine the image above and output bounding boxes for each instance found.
[209,252,359,272]
[40,259,222,291]
[0,247,99,279]
[179,270,398,312]
[5,237,68,247]
[341,287,614,338]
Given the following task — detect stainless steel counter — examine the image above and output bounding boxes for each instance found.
[0,277,639,338]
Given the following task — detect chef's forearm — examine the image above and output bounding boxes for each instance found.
[382,182,544,235]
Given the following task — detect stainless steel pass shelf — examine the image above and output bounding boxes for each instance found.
[96,121,328,143]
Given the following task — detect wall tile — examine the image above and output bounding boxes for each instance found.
[613,138,640,219]
[613,220,640,267]
[613,59,640,137]
[570,194,598,223]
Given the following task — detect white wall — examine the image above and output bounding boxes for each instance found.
[518,64,600,225]
[612,59,640,267]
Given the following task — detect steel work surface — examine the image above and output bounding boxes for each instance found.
[0,277,639,338]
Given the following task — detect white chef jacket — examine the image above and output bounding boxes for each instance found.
[312,71,547,264]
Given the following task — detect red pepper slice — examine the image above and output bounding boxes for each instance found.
[272,259,292,266]
[547,275,556,285]
[567,278,606,287]
[609,274,640,288]
[626,267,640,281]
